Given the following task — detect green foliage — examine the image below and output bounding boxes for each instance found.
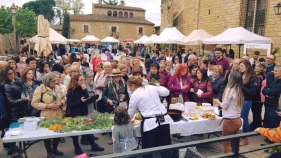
[0,6,13,34]
[16,8,37,37]
[102,0,119,5]
[72,0,85,14]
[23,0,56,22]
[272,47,280,55]
[62,13,70,38]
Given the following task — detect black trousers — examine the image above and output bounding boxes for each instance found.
[44,138,60,153]
[72,134,96,150]
[97,100,106,113]
[142,124,171,158]
[251,102,263,128]
[270,152,281,158]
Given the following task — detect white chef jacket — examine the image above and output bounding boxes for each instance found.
[128,85,173,132]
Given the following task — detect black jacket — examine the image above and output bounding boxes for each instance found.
[66,86,98,117]
[210,75,226,101]
[266,63,275,86]
[262,78,281,106]
[252,73,265,102]
[1,79,27,124]
[242,75,259,101]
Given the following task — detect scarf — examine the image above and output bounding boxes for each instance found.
[151,73,160,81]
[46,87,57,101]
[267,63,274,69]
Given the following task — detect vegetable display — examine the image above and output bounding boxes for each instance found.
[40,113,114,133]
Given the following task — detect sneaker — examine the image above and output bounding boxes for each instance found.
[91,144,104,151]
[93,135,99,140]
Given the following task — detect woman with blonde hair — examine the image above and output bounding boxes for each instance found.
[210,65,226,101]
[213,72,244,154]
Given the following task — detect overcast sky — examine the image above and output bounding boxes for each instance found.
[1,0,161,25]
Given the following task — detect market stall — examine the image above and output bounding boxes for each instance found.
[134,35,149,44]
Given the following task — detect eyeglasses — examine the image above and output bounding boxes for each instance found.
[51,80,56,83]
[7,72,15,76]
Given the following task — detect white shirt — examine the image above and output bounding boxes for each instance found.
[64,74,71,87]
[207,68,213,77]
[128,85,173,132]
[108,44,112,51]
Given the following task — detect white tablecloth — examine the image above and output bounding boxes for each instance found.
[134,116,224,137]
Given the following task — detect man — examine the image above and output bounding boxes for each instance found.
[108,43,112,53]
[225,58,240,85]
[242,55,250,61]
[187,54,198,73]
[26,57,41,81]
[262,64,281,128]
[265,55,276,86]
[212,48,230,76]
[249,51,260,69]
[52,55,69,73]
[152,51,160,63]
[184,49,193,63]
[81,55,90,69]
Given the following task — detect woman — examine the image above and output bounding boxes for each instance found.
[83,69,97,113]
[94,62,111,113]
[39,62,51,80]
[31,72,64,158]
[190,69,213,104]
[127,76,173,158]
[251,62,266,130]
[146,63,166,86]
[165,60,174,75]
[118,64,129,82]
[159,55,167,64]
[200,60,209,70]
[239,60,259,146]
[145,54,153,75]
[93,62,103,85]
[21,68,41,116]
[168,64,191,103]
[213,72,243,153]
[210,65,226,101]
[0,66,29,158]
[7,60,20,77]
[171,55,181,72]
[93,54,102,75]
[66,74,104,155]
[207,60,216,77]
[102,69,129,113]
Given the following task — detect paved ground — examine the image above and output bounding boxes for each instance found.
[0,52,273,158]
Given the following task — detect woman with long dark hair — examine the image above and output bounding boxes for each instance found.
[190,69,213,104]
[213,72,243,153]
[66,74,104,155]
[239,60,259,146]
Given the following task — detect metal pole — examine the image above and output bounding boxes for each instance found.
[12,14,17,55]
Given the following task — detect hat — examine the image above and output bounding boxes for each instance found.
[110,69,122,76]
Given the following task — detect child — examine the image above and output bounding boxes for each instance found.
[112,106,138,154]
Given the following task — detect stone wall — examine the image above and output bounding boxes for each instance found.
[92,5,145,18]
[70,21,154,43]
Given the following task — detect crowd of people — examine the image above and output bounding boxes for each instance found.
[0,46,281,158]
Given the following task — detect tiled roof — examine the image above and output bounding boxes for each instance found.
[93,4,145,11]
[70,14,154,25]
[50,25,62,30]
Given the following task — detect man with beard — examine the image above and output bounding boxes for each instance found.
[52,55,70,73]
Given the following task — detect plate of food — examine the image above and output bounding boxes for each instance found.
[200,111,217,119]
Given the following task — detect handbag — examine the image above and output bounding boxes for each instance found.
[31,87,46,117]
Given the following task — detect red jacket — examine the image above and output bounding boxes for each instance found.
[168,76,191,102]
[160,70,171,87]
[190,79,213,103]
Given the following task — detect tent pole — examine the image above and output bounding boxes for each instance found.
[203,44,205,55]
[238,45,241,58]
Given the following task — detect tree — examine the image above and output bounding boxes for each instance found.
[0,6,13,34]
[62,13,70,38]
[102,0,118,5]
[23,0,56,22]
[16,8,37,37]
[72,0,85,14]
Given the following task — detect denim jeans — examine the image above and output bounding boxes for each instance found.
[241,101,252,133]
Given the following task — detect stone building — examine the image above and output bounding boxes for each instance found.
[70,0,154,43]
[161,0,281,61]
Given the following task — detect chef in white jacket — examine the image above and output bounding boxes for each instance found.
[127,76,173,158]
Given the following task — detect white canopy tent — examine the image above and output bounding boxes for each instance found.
[67,39,81,43]
[81,35,100,42]
[152,27,185,44]
[176,29,213,45]
[142,34,159,44]
[100,37,119,43]
[30,28,68,44]
[203,27,272,44]
[134,35,149,44]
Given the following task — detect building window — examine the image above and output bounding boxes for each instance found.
[113,11,117,17]
[119,12,123,18]
[108,11,112,16]
[83,25,89,33]
[111,26,117,33]
[245,0,267,36]
[138,27,143,34]
[124,12,128,18]
[129,12,133,18]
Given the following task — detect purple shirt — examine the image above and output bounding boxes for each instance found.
[212,57,230,76]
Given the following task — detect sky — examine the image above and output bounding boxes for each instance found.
[1,0,161,25]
